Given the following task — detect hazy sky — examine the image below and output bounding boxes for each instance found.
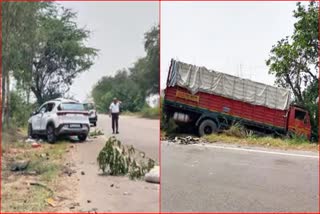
[58,1,159,101]
[161,2,298,89]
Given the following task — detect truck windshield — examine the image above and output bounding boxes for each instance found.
[59,103,84,111]
[295,109,306,121]
[83,103,94,110]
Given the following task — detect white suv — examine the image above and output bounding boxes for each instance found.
[28,98,90,143]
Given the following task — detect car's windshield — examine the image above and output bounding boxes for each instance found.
[59,102,84,111]
[83,103,95,110]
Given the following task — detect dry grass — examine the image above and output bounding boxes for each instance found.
[204,134,318,151]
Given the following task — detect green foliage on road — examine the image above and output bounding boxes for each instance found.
[97,137,155,180]
[2,2,98,128]
[92,25,159,113]
[266,1,318,141]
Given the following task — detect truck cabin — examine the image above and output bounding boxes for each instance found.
[287,105,311,140]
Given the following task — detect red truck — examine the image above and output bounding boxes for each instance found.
[163,59,311,140]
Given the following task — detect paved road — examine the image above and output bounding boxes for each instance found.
[72,115,159,212]
[161,142,319,212]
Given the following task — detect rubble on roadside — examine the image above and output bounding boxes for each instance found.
[168,136,203,145]
[10,160,30,171]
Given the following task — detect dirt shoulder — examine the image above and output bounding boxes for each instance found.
[1,129,80,212]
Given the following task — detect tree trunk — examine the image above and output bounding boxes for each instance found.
[2,75,5,124]
[5,72,10,128]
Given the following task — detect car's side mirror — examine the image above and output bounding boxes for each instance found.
[30,111,37,116]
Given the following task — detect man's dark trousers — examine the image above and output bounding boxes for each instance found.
[111,113,119,133]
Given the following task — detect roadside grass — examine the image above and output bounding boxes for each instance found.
[140,106,159,119]
[121,106,159,119]
[2,128,68,212]
[161,121,318,151]
[204,133,318,151]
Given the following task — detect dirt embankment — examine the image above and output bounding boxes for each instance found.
[2,128,80,212]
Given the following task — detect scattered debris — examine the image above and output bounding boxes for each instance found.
[169,136,202,145]
[53,195,70,201]
[87,200,91,203]
[31,142,41,148]
[30,182,53,195]
[10,160,30,171]
[40,153,49,160]
[21,170,39,176]
[110,184,114,187]
[25,138,36,143]
[81,171,85,175]
[46,198,57,207]
[145,165,160,184]
[62,166,76,176]
[123,192,131,196]
[69,202,80,209]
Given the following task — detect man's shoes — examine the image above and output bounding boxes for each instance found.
[116,131,119,134]
[112,131,115,134]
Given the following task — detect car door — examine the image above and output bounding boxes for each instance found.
[32,104,47,130]
[40,102,55,130]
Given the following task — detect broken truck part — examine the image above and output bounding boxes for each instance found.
[163,59,311,139]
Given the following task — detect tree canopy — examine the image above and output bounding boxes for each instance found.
[2,2,98,126]
[92,25,159,112]
[266,1,318,141]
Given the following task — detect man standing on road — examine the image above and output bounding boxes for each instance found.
[109,98,121,134]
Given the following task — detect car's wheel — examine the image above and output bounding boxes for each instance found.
[28,124,36,139]
[46,125,56,144]
[78,134,87,142]
[198,119,218,137]
[93,122,96,127]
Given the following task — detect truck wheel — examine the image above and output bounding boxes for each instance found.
[78,134,87,142]
[199,119,217,136]
[93,122,96,127]
[46,125,56,144]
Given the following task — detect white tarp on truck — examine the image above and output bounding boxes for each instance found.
[167,59,291,111]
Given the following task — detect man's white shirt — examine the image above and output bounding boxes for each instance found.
[109,102,120,113]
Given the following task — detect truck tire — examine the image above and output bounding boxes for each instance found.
[46,124,56,144]
[198,119,217,136]
[78,134,87,142]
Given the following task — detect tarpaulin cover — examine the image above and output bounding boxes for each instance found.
[167,59,291,110]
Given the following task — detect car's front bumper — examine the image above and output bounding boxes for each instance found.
[56,124,90,136]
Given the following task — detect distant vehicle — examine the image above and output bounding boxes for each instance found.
[83,102,97,126]
[28,98,90,143]
[163,59,311,140]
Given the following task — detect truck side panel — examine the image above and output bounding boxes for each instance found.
[165,86,287,130]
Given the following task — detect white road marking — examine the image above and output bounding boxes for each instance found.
[193,144,319,159]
